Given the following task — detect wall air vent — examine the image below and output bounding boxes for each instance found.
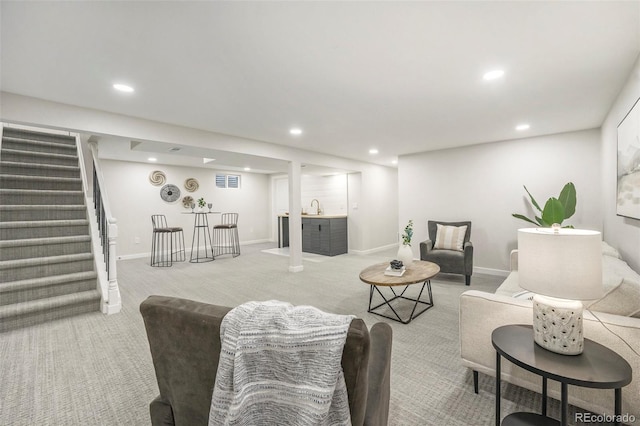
[169,147,181,152]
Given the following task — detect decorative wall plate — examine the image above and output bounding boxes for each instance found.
[160,184,181,202]
[149,170,166,186]
[182,195,194,208]
[184,178,199,192]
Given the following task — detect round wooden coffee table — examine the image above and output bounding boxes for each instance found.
[359,260,440,324]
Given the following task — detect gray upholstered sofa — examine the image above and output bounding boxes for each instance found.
[420,220,473,285]
[460,243,640,420]
[140,295,393,426]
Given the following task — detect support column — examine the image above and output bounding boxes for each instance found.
[288,160,303,272]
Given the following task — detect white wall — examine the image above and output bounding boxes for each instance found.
[100,159,271,258]
[301,174,348,216]
[272,174,349,216]
[355,164,400,253]
[399,129,602,273]
[602,54,640,272]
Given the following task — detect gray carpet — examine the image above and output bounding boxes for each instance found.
[0,243,572,425]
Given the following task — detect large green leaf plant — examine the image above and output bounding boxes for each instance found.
[512,182,576,228]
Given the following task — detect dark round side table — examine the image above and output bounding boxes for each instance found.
[492,324,632,426]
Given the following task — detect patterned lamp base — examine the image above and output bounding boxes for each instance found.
[532,294,584,355]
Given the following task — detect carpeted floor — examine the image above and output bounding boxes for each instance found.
[0,243,574,425]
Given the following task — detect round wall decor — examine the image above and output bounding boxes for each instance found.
[160,184,181,202]
[182,195,194,208]
[184,178,199,192]
[149,170,166,186]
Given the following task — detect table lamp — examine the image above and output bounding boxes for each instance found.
[518,226,602,355]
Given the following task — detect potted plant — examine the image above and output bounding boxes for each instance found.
[197,197,206,212]
[512,182,576,228]
[397,220,414,267]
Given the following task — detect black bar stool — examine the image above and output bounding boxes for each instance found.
[212,213,240,258]
[151,215,186,267]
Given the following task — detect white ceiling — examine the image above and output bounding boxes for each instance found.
[1,1,639,170]
[95,134,353,176]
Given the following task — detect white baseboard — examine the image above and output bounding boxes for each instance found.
[116,239,273,261]
[117,252,149,261]
[474,267,510,277]
[349,243,398,255]
[240,238,271,246]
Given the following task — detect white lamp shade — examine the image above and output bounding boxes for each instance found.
[518,228,603,300]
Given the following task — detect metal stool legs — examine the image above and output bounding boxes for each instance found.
[212,213,240,258]
[151,230,170,267]
[151,215,186,267]
[171,229,186,262]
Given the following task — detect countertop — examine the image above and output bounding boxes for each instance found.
[278,214,347,219]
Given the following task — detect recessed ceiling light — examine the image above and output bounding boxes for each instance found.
[203,158,216,164]
[391,159,398,165]
[516,124,530,131]
[148,157,157,162]
[244,167,251,171]
[113,83,134,93]
[290,128,303,135]
[483,69,505,81]
[369,148,379,155]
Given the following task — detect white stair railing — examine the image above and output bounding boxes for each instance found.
[76,135,121,314]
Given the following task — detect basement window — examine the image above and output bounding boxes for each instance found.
[216,174,241,189]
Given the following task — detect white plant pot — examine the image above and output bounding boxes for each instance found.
[397,244,414,268]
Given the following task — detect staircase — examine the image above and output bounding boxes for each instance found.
[0,127,100,332]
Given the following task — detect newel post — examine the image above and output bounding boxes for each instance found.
[106,218,122,314]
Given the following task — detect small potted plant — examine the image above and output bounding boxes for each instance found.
[397,220,414,267]
[402,220,414,246]
[197,197,206,212]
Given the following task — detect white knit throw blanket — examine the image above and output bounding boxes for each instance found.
[208,301,355,426]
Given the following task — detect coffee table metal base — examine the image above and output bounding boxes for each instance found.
[368,280,433,324]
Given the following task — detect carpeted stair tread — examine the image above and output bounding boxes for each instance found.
[0,160,80,172]
[3,127,76,144]
[0,205,87,223]
[0,204,85,211]
[0,289,100,320]
[1,136,77,152]
[0,174,82,191]
[0,189,85,206]
[0,188,83,196]
[0,252,93,270]
[0,271,97,294]
[0,174,82,184]
[0,148,78,161]
[0,219,89,229]
[0,235,91,248]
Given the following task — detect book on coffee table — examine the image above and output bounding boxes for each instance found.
[384,266,406,277]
